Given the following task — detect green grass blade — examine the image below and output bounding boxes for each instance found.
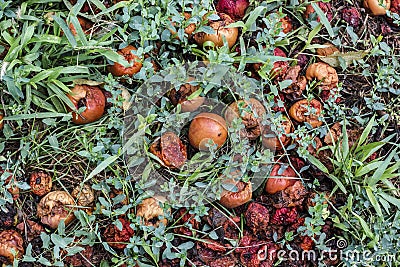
[342,121,349,160]
[4,112,69,120]
[378,192,400,209]
[311,3,334,37]
[355,161,381,177]
[85,154,120,181]
[306,154,329,173]
[352,212,374,239]
[52,14,77,48]
[328,174,347,194]
[365,187,383,217]
[367,149,397,186]
[357,116,375,148]
[46,82,75,111]
[358,142,385,162]
[69,16,89,46]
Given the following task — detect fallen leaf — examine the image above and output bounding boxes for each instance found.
[318,50,369,67]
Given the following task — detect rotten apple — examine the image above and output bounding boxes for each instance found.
[71,184,95,207]
[215,0,250,21]
[37,191,76,229]
[316,42,339,57]
[103,218,134,250]
[29,171,52,197]
[363,0,390,15]
[108,45,143,77]
[306,62,338,90]
[262,115,293,150]
[224,98,266,140]
[219,178,252,209]
[0,230,24,264]
[289,99,324,128]
[265,163,297,194]
[188,113,228,150]
[194,13,238,48]
[135,197,169,227]
[149,132,187,169]
[168,79,205,112]
[67,84,106,124]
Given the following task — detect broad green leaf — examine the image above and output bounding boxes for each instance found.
[46,89,65,113]
[95,49,131,67]
[47,82,75,111]
[38,256,52,266]
[306,44,331,50]
[6,79,24,100]
[378,197,391,214]
[382,161,400,175]
[95,1,134,17]
[308,152,346,193]
[307,154,329,173]
[50,234,74,249]
[328,174,347,194]
[24,83,32,113]
[379,172,400,181]
[71,0,86,14]
[226,21,246,29]
[365,187,383,217]
[382,179,397,191]
[66,246,85,256]
[21,25,35,47]
[22,244,36,262]
[187,88,202,100]
[30,70,54,84]
[29,34,62,44]
[26,0,62,3]
[358,142,385,162]
[4,43,22,63]
[60,66,89,74]
[1,31,15,46]
[143,242,158,264]
[88,0,107,11]
[47,135,60,151]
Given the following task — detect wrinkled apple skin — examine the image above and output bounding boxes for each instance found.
[37,191,76,229]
